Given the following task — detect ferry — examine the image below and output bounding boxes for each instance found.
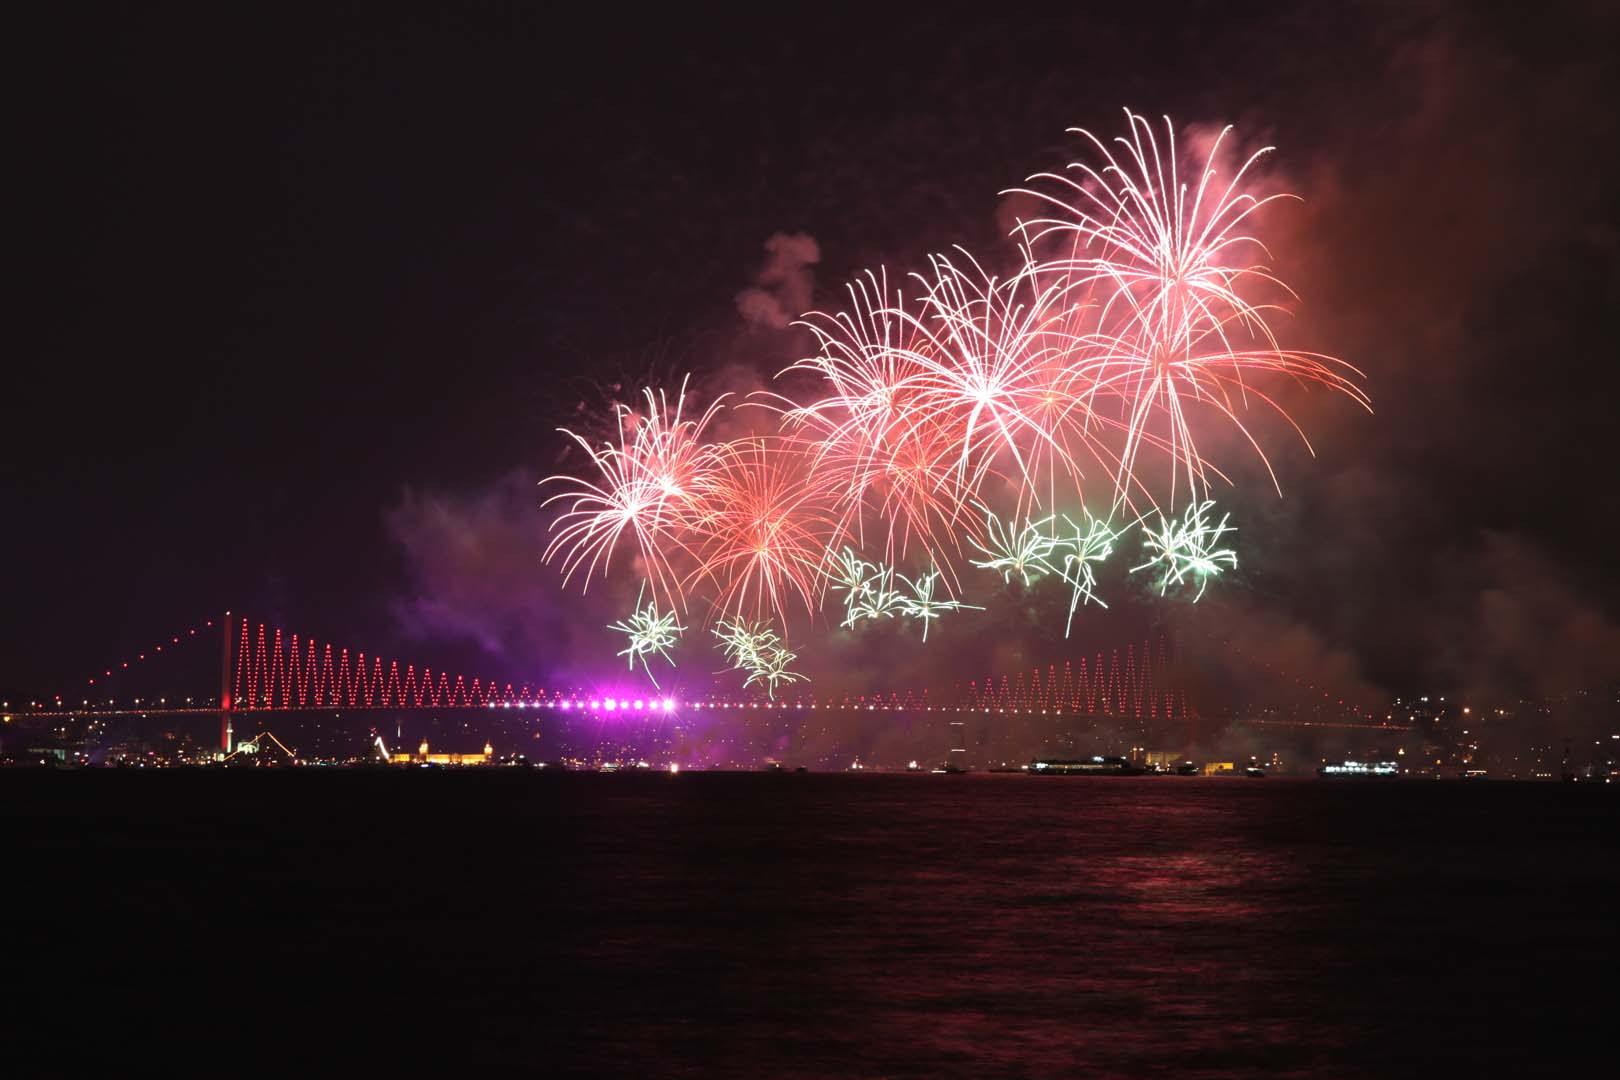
[1028,756,1143,776]
[1316,760,1400,778]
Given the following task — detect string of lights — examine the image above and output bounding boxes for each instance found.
[963,639,1186,719]
[234,621,552,711]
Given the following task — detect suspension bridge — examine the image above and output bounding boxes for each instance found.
[6,611,1402,754]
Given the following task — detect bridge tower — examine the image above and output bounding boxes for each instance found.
[219,610,234,753]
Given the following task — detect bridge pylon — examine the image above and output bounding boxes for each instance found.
[219,610,234,753]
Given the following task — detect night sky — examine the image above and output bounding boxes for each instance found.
[8,3,1619,707]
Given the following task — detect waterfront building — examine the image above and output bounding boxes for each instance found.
[390,737,494,766]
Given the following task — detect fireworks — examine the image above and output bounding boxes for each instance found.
[969,510,1061,588]
[540,111,1366,690]
[713,617,806,698]
[897,250,1089,509]
[542,377,726,611]
[607,587,685,687]
[786,272,976,569]
[826,548,905,628]
[895,568,982,642]
[1056,509,1121,635]
[969,506,1122,634]
[1131,500,1237,601]
[682,437,835,625]
[1010,110,1370,507]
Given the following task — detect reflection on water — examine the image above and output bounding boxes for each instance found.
[4,773,1611,1075]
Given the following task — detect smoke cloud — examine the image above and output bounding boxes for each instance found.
[735,231,821,330]
[386,469,639,681]
[1434,534,1620,701]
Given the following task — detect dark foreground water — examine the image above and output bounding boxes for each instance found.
[3,773,1613,1075]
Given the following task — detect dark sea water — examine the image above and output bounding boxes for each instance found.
[4,773,1613,1075]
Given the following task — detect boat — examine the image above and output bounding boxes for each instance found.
[1028,756,1144,776]
[1316,760,1400,778]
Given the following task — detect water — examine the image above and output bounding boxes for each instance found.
[4,773,1612,1074]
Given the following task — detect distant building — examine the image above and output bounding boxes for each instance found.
[390,738,493,766]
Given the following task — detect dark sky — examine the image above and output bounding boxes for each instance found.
[8,2,1619,707]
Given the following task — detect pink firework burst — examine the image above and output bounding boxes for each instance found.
[541,376,727,611]
[1012,109,1369,507]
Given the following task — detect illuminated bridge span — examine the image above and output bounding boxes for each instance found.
[24,614,1427,746]
[232,622,1185,719]
[964,639,1186,720]
[232,619,552,712]
[9,611,1410,760]
[22,614,1237,750]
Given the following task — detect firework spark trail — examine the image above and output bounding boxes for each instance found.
[783,273,978,570]
[967,505,1124,634]
[826,546,873,603]
[537,111,1367,688]
[683,437,838,625]
[825,548,906,628]
[822,411,977,576]
[745,644,806,698]
[895,568,982,642]
[607,586,685,687]
[968,509,1061,588]
[897,250,1095,516]
[1131,499,1237,601]
[846,575,907,626]
[1056,509,1121,635]
[712,617,806,698]
[541,377,727,611]
[712,617,771,669]
[785,269,927,445]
